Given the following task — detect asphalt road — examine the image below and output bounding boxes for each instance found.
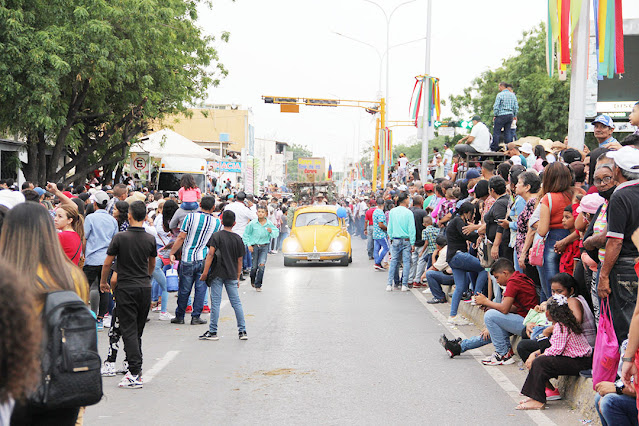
[85,237,585,425]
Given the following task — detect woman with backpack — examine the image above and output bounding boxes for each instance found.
[0,202,91,425]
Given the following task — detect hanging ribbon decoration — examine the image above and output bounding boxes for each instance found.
[409,75,440,128]
[548,0,623,78]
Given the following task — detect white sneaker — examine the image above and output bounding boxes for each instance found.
[118,371,143,389]
[401,286,410,292]
[158,312,175,321]
[152,306,161,312]
[447,316,470,326]
[386,285,393,292]
[101,361,116,377]
[423,288,431,294]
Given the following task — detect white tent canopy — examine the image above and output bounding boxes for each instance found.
[131,128,220,161]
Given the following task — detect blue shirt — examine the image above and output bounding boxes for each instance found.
[493,89,519,117]
[84,209,119,266]
[372,208,387,240]
[599,136,618,148]
[243,219,279,246]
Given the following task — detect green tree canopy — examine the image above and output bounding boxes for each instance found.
[0,0,228,185]
[448,23,571,141]
[285,143,313,183]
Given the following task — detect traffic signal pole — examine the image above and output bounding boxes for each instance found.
[380,97,387,189]
[373,117,380,192]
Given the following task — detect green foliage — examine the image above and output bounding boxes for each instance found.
[0,0,228,184]
[448,23,570,141]
[286,143,313,183]
[392,135,455,163]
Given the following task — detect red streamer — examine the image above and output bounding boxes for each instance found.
[614,0,624,74]
[560,0,571,65]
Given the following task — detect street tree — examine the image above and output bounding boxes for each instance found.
[0,0,228,185]
[448,23,570,141]
[286,144,313,182]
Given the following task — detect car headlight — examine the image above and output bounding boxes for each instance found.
[329,240,345,252]
[283,238,302,253]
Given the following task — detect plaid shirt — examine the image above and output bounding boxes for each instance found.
[493,89,519,117]
[544,323,592,358]
[421,225,439,255]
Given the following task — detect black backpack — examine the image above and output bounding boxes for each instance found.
[30,285,103,409]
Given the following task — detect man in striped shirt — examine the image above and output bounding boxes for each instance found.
[169,196,221,325]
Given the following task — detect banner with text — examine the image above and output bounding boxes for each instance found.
[213,160,242,173]
[298,157,325,183]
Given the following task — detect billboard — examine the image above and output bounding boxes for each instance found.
[298,157,325,182]
[212,160,242,173]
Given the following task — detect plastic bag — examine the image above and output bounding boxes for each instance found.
[592,298,620,389]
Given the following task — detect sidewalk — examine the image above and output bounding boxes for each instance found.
[412,287,600,425]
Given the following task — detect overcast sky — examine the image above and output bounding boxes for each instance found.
[199,0,638,172]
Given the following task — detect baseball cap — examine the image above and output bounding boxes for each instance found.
[471,115,481,122]
[34,187,46,196]
[510,156,522,166]
[62,191,76,199]
[236,191,246,201]
[424,183,434,191]
[606,146,639,172]
[592,114,614,128]
[398,184,408,191]
[576,193,605,214]
[0,189,25,209]
[562,148,582,164]
[472,179,490,198]
[520,143,533,154]
[89,190,110,205]
[465,168,480,180]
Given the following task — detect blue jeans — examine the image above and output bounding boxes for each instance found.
[542,228,570,299]
[366,225,374,258]
[484,309,525,355]
[243,244,252,270]
[387,239,412,287]
[461,334,492,352]
[181,201,198,210]
[448,251,487,317]
[151,256,169,313]
[595,392,638,426]
[425,270,454,300]
[492,113,514,151]
[374,238,389,265]
[359,217,366,239]
[250,244,269,288]
[209,277,246,333]
[175,260,207,319]
[277,230,289,251]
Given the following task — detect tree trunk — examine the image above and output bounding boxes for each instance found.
[114,162,123,185]
[23,133,39,184]
[36,132,47,186]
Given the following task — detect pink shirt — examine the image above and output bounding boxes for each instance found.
[544,323,592,358]
[178,187,201,203]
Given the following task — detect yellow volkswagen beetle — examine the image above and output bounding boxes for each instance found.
[282,205,352,266]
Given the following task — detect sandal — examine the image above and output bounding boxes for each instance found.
[515,401,545,410]
[519,397,532,404]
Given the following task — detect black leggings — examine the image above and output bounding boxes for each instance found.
[517,336,552,362]
[11,402,79,426]
[521,355,592,403]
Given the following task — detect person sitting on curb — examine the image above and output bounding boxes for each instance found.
[421,235,453,303]
[439,258,538,365]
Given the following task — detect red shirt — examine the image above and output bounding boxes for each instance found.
[58,230,82,265]
[365,207,375,226]
[502,271,538,317]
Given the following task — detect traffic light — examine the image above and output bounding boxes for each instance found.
[304,98,339,107]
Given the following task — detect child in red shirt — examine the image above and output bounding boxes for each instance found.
[559,205,580,275]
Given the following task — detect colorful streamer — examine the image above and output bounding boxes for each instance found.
[592,0,624,78]
[409,75,440,128]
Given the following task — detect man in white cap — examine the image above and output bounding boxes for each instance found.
[519,142,535,169]
[592,115,620,149]
[598,146,639,343]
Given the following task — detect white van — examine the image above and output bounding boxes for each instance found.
[156,156,207,194]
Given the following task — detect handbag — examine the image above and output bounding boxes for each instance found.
[529,194,552,267]
[592,297,620,389]
[478,238,495,268]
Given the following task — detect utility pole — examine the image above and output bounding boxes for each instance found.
[373,117,380,192]
[420,0,432,182]
[567,0,590,151]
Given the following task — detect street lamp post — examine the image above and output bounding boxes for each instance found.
[420,0,432,182]
[363,0,416,189]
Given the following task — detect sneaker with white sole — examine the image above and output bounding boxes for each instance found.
[481,349,515,366]
[386,285,393,292]
[158,312,175,321]
[447,316,470,326]
[116,361,129,375]
[401,286,410,292]
[152,306,161,313]
[118,372,143,389]
[101,361,116,377]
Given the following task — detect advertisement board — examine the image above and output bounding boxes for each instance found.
[298,157,325,182]
[212,160,242,173]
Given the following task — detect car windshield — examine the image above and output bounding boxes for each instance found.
[295,212,339,227]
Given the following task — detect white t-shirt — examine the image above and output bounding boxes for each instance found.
[469,122,491,152]
[443,148,453,166]
[224,201,257,237]
[398,157,408,168]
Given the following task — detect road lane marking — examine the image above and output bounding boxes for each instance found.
[144,350,180,384]
[411,289,555,426]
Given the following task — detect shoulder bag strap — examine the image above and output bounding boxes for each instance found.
[70,240,82,262]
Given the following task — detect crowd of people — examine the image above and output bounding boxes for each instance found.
[0,173,296,424]
[357,106,639,419]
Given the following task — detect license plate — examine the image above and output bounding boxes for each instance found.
[307,253,321,260]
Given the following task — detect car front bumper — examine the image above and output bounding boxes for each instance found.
[283,251,348,261]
